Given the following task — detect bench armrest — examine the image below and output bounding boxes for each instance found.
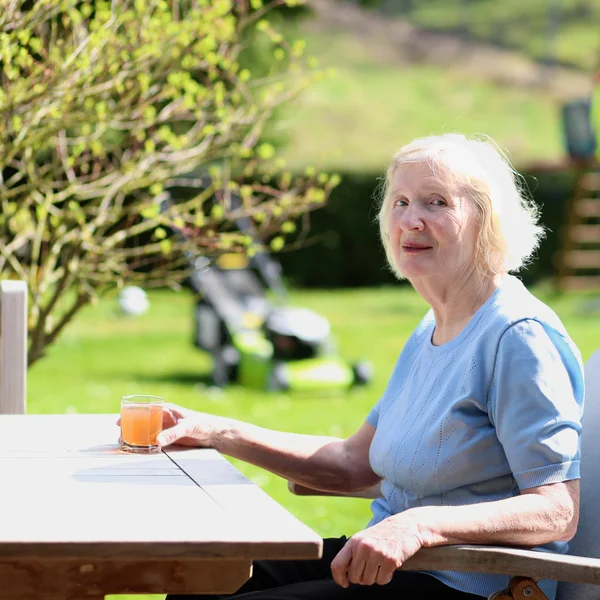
[288,481,383,499]
[288,482,600,586]
[403,545,600,585]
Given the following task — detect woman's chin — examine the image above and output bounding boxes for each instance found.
[398,263,434,280]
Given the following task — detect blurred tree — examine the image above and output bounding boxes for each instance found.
[0,0,338,367]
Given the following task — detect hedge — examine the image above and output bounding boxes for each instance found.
[277,169,576,288]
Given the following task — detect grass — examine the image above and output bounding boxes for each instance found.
[386,0,600,71]
[26,283,600,600]
[276,26,565,174]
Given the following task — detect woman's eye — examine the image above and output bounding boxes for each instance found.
[431,196,446,206]
[393,198,407,207]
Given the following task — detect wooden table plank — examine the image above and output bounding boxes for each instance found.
[0,414,125,457]
[165,446,325,559]
[0,414,322,561]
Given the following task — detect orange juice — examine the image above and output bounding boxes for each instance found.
[120,404,163,449]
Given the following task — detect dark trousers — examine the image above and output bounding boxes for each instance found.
[166,537,483,600]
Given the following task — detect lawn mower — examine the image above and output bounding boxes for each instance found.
[187,201,372,392]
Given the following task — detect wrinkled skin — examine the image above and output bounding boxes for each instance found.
[330,512,424,587]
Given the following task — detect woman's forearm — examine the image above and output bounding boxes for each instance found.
[410,482,578,548]
[211,417,376,492]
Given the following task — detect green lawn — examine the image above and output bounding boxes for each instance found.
[27,283,600,600]
[277,26,565,174]
[382,0,600,71]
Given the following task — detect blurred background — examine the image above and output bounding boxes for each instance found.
[4,2,599,598]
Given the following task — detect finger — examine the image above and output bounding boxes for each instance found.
[347,546,368,583]
[375,562,396,586]
[162,412,177,428]
[330,541,354,588]
[162,403,177,416]
[360,558,381,586]
[163,403,187,419]
[116,417,121,426]
[162,406,185,428]
[157,423,195,447]
[346,546,367,585]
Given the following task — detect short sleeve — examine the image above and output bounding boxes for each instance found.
[366,403,380,428]
[487,319,584,490]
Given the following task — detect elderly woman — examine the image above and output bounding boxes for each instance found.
[163,133,584,600]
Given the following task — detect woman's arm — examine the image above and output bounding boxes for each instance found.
[157,404,381,492]
[415,479,580,547]
[213,418,381,492]
[331,479,579,588]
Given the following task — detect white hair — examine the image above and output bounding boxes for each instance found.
[378,133,545,279]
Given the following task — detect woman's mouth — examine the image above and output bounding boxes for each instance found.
[402,243,432,254]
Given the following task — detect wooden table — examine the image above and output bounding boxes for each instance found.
[0,414,322,599]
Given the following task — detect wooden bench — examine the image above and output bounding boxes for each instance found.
[290,349,600,600]
[0,280,27,414]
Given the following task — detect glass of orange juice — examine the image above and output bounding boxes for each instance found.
[120,395,164,454]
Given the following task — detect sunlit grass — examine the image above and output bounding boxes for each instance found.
[406,0,600,71]
[276,26,564,174]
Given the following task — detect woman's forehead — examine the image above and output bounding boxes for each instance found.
[392,161,459,195]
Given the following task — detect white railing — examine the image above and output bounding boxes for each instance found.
[0,281,27,414]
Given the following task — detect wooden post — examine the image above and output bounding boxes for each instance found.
[0,281,27,414]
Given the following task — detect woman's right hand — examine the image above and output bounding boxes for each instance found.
[156,403,229,448]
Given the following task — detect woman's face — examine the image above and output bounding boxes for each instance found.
[387,161,481,283]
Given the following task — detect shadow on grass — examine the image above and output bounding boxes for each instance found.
[135,371,214,386]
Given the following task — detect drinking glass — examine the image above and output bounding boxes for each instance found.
[120,395,164,454]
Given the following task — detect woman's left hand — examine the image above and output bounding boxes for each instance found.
[330,512,424,587]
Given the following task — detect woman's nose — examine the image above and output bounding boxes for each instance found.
[399,204,425,231]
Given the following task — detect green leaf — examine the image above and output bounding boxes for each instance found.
[256,20,269,32]
[211,204,225,219]
[160,239,173,255]
[308,188,326,203]
[292,40,306,57]
[143,106,157,123]
[141,204,160,219]
[329,174,342,187]
[149,183,162,196]
[137,73,151,94]
[270,236,284,252]
[257,143,275,160]
[90,141,103,157]
[35,205,48,221]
